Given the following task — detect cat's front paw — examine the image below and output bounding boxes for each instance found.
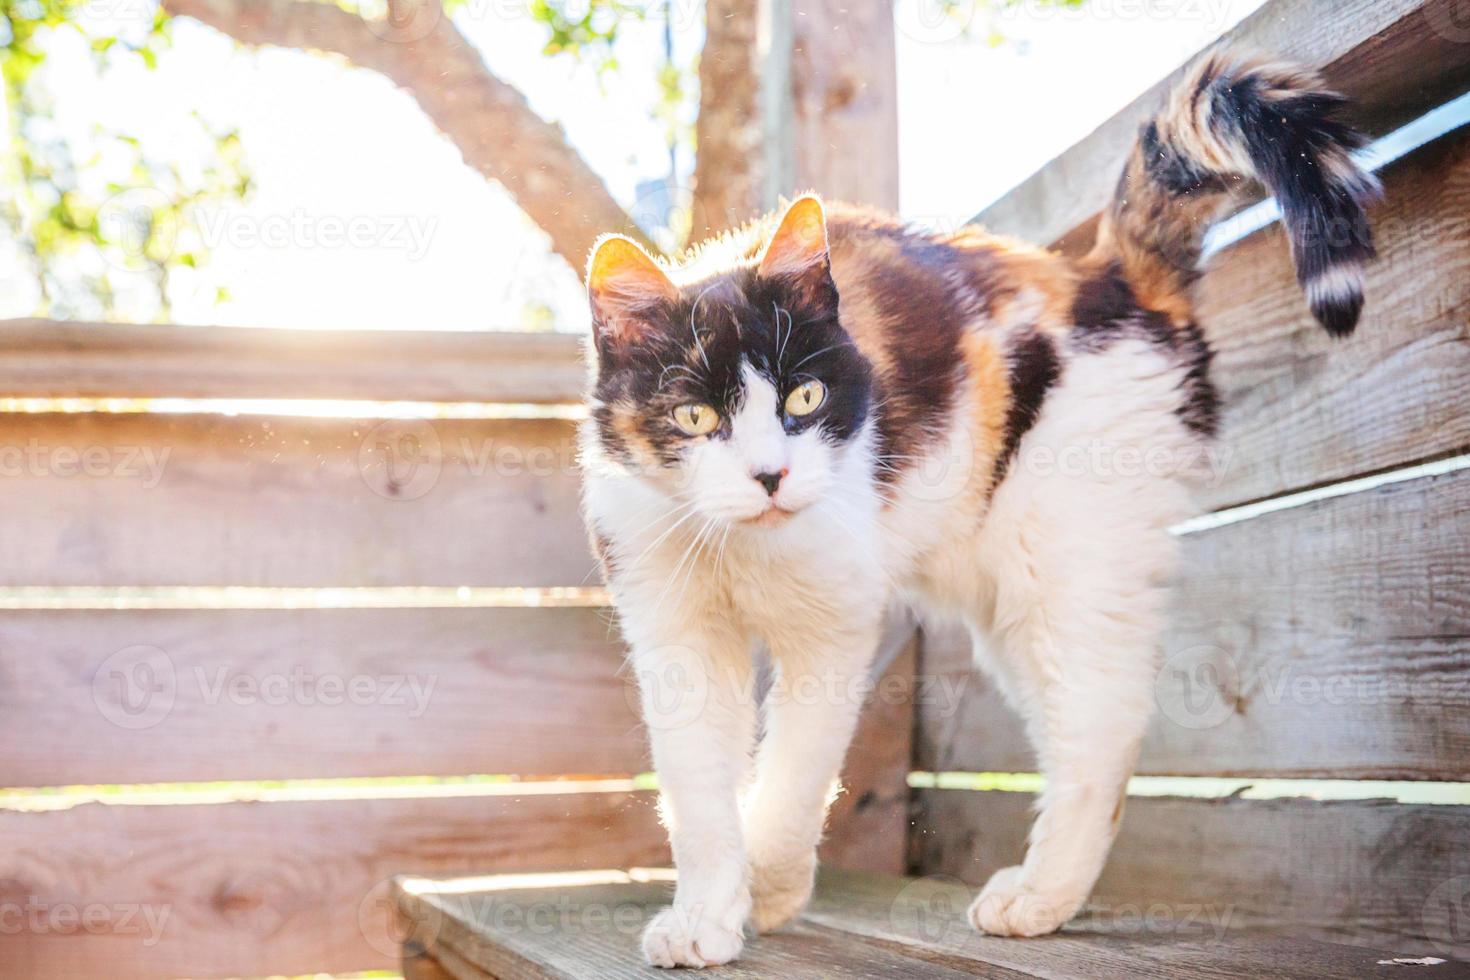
[642,904,746,968]
[967,865,1084,938]
[748,855,816,933]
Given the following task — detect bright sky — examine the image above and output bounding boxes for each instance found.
[3,0,1267,332]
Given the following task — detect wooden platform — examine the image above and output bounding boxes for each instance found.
[392,869,1467,978]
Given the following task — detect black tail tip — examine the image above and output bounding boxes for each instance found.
[1310,291,1364,338]
[1305,265,1366,338]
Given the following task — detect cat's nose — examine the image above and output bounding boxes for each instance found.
[753,470,785,496]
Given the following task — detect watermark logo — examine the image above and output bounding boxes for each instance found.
[92,645,178,730]
[1424,876,1470,955]
[96,188,176,271]
[888,874,972,944]
[359,419,444,500]
[1154,644,1238,730]
[627,645,712,732]
[1424,0,1470,43]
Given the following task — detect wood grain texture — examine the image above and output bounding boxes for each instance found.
[804,869,1449,980]
[392,868,1429,979]
[972,0,1470,251]
[912,790,1470,961]
[821,637,916,874]
[1196,130,1470,511]
[918,468,1470,780]
[0,413,593,588]
[0,607,648,786]
[0,790,669,979]
[0,320,587,403]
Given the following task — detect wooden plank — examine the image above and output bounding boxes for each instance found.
[804,869,1447,980]
[973,0,1470,252]
[396,875,1015,979]
[393,868,1428,979]
[0,790,668,979]
[0,607,649,786]
[1194,129,1470,510]
[0,320,587,403]
[0,413,593,587]
[821,634,916,874]
[917,467,1470,780]
[913,789,1470,960]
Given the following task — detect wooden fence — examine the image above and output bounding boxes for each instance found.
[914,0,1470,961]
[2,0,1468,975]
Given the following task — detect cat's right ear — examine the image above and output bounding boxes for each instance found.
[587,235,676,349]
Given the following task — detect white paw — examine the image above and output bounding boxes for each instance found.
[967,865,1084,938]
[748,857,815,933]
[642,903,746,968]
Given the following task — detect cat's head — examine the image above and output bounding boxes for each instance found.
[585,195,873,528]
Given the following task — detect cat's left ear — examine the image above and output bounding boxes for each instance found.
[757,195,838,316]
[758,195,829,279]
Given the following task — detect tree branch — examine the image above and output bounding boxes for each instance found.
[160,0,657,270]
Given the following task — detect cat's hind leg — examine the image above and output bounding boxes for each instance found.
[961,396,1194,936]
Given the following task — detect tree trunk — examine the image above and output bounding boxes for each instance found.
[159,0,655,269]
[690,0,764,237]
[787,0,900,210]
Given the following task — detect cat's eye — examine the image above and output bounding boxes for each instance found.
[784,380,827,417]
[671,402,720,436]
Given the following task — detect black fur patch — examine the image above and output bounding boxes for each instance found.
[993,330,1060,487]
[1070,266,1219,439]
[1140,121,1229,196]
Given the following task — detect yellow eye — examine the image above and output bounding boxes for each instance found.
[672,403,720,436]
[784,380,827,417]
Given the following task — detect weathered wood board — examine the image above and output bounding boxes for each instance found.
[0,413,594,588]
[0,606,646,786]
[0,790,669,979]
[918,467,1470,780]
[393,868,1439,978]
[0,320,587,404]
[913,790,1470,960]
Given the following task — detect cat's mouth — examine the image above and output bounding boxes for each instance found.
[745,504,796,528]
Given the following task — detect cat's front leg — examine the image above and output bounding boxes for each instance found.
[742,621,881,934]
[633,633,757,968]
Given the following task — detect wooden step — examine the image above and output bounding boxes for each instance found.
[391,867,1465,978]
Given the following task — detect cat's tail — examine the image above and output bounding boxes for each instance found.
[1092,50,1381,336]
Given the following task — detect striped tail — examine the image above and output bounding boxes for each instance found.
[1094,51,1381,336]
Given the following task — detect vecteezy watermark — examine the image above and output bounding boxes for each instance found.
[92,645,178,731]
[627,648,968,733]
[1019,440,1233,487]
[96,187,438,270]
[0,886,172,948]
[0,440,170,488]
[92,646,438,729]
[1424,876,1470,956]
[359,419,444,501]
[1154,644,1239,731]
[194,665,437,718]
[1154,644,1470,731]
[192,209,437,260]
[886,874,1236,943]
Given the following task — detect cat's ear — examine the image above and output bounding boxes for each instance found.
[757,195,829,280]
[587,234,677,347]
[757,195,838,318]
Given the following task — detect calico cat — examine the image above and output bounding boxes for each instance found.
[580,52,1378,968]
